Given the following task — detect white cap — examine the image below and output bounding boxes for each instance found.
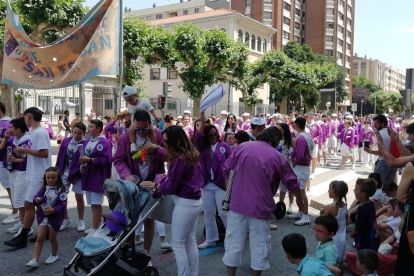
[251,117,266,125]
[183,110,191,114]
[331,113,337,117]
[122,86,137,98]
[221,110,229,115]
[266,113,270,117]
[102,119,108,124]
[177,115,183,119]
[37,107,45,113]
[242,113,250,117]
[345,115,353,119]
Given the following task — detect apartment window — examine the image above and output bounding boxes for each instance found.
[183,10,188,15]
[251,34,256,50]
[336,52,343,60]
[346,30,351,38]
[327,8,334,15]
[264,0,272,3]
[238,29,243,40]
[295,36,300,43]
[262,38,267,52]
[264,11,272,19]
[346,43,351,50]
[337,38,343,46]
[346,56,350,62]
[338,25,344,34]
[295,22,300,30]
[194,8,200,13]
[325,49,333,56]
[339,0,344,7]
[347,19,352,26]
[155,14,163,19]
[168,68,177,79]
[326,36,333,42]
[146,15,152,20]
[338,12,344,20]
[245,13,250,17]
[283,16,291,25]
[326,22,334,29]
[283,31,290,39]
[246,0,250,8]
[257,37,262,52]
[220,28,226,33]
[295,8,301,16]
[348,6,353,14]
[284,2,291,11]
[245,32,250,45]
[150,68,160,80]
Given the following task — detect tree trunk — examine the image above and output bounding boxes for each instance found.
[280,96,288,114]
[0,50,15,118]
[245,104,253,114]
[193,97,201,119]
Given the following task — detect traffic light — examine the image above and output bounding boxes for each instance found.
[399,89,411,107]
[158,95,166,109]
[163,82,172,97]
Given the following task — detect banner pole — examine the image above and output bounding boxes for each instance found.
[118,0,123,112]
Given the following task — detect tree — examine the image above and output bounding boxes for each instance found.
[353,75,383,115]
[369,90,402,114]
[0,0,86,117]
[127,19,249,115]
[316,55,347,104]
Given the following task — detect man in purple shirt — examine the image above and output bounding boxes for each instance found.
[327,114,339,157]
[339,120,355,170]
[222,127,303,276]
[319,115,331,166]
[288,117,312,226]
[305,113,322,180]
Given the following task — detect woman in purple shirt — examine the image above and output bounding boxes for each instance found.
[141,126,203,276]
[195,116,232,249]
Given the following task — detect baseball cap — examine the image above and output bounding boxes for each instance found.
[221,110,229,115]
[177,115,183,119]
[242,113,250,117]
[122,86,137,98]
[345,115,353,119]
[331,113,337,117]
[183,110,191,114]
[251,117,266,125]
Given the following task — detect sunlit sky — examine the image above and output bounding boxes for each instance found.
[83,0,414,71]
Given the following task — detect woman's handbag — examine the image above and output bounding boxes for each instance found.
[151,195,174,224]
[406,208,414,255]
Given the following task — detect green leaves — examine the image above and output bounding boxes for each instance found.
[369,90,402,113]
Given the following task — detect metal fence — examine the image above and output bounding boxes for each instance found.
[149,97,278,118]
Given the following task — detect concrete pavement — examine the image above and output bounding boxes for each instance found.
[0,144,378,276]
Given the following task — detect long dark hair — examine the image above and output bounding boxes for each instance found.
[203,125,220,146]
[256,126,282,148]
[224,114,237,133]
[279,123,292,149]
[163,126,200,167]
[234,130,250,144]
[42,167,65,193]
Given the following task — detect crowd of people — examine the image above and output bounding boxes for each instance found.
[0,85,413,276]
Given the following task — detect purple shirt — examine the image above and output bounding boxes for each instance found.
[104,120,128,135]
[0,117,11,161]
[223,141,300,220]
[158,154,204,200]
[307,122,323,147]
[239,120,251,131]
[321,121,331,143]
[330,120,339,135]
[42,121,54,139]
[34,187,67,232]
[195,132,232,190]
[114,129,165,181]
[292,135,311,166]
[337,123,344,138]
[340,127,355,147]
[55,137,83,183]
[359,127,375,145]
[3,134,29,172]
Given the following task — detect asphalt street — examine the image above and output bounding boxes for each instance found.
[0,141,379,276]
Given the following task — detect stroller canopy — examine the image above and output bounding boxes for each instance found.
[104,179,150,225]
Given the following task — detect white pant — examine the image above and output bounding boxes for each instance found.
[0,166,10,189]
[201,184,227,242]
[362,149,374,166]
[111,164,120,179]
[327,134,337,149]
[10,170,27,208]
[171,195,202,276]
[135,217,166,237]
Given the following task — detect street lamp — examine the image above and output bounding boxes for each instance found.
[361,100,364,117]
[226,70,233,113]
[326,101,331,113]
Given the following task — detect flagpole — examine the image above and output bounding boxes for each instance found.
[117,0,123,137]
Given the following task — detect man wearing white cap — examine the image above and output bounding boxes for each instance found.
[216,111,228,131]
[305,112,323,181]
[328,114,339,157]
[248,117,266,141]
[239,113,251,131]
[122,86,157,153]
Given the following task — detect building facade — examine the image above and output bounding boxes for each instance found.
[353,55,406,93]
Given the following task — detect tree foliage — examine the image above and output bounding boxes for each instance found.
[369,90,402,113]
[353,75,381,93]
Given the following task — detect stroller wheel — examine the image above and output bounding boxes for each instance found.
[139,266,159,276]
[273,201,286,219]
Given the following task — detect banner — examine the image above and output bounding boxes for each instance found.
[200,84,227,113]
[2,0,120,89]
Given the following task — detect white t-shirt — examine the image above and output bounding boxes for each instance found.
[387,216,402,231]
[370,188,389,203]
[127,99,154,115]
[378,127,391,160]
[135,134,152,181]
[26,127,51,181]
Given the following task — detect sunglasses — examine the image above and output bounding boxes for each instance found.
[209,133,218,138]
[312,227,330,235]
[135,127,149,132]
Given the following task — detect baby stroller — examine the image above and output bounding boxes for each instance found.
[63,179,161,276]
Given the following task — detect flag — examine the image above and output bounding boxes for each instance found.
[2,0,120,89]
[200,84,227,113]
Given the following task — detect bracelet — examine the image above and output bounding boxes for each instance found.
[154,183,159,190]
[89,157,92,163]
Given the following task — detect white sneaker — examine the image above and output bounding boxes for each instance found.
[338,165,345,170]
[59,218,72,231]
[294,216,311,226]
[14,227,34,237]
[364,164,371,168]
[288,212,302,220]
[134,239,144,246]
[286,204,293,214]
[198,241,216,249]
[346,159,350,163]
[130,143,138,153]
[310,173,315,180]
[306,190,311,197]
[45,255,59,264]
[84,228,97,236]
[26,259,39,268]
[161,242,172,250]
[77,220,86,232]
[6,221,22,233]
[334,153,337,157]
[2,212,19,224]
[352,164,356,170]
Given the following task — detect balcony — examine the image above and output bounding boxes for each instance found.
[283,38,289,45]
[347,24,352,31]
[283,24,290,32]
[337,59,343,66]
[326,28,334,36]
[326,14,334,22]
[283,9,291,18]
[347,11,352,19]
[300,30,306,37]
[338,5,344,14]
[346,62,350,69]
[325,41,334,48]
[345,74,350,81]
[338,18,344,26]
[301,17,306,23]
[301,3,306,11]
[346,49,351,56]
[295,14,301,23]
[295,1,301,9]
[327,0,335,8]
[337,32,344,40]
[346,36,351,43]
[295,29,300,36]
[348,0,353,7]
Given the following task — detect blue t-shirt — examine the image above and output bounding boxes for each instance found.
[316,240,339,266]
[63,116,70,130]
[297,255,334,276]
[355,201,379,250]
